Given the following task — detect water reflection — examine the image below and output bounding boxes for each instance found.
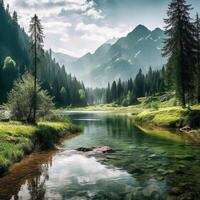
[0,112,200,200]
[0,151,54,200]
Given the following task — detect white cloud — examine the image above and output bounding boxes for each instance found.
[76,22,128,42]
[5,0,128,57]
[44,21,72,34]
[60,34,70,42]
[84,7,104,19]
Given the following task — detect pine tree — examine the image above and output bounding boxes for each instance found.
[117,79,122,99]
[29,14,44,123]
[134,69,145,98]
[194,14,200,103]
[0,0,4,8]
[60,86,67,106]
[111,81,117,101]
[163,0,196,108]
[12,10,18,22]
[106,83,111,103]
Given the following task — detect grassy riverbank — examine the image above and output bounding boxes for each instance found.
[65,96,200,130]
[134,106,200,128]
[0,120,80,175]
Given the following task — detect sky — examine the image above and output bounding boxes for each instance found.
[6,0,200,57]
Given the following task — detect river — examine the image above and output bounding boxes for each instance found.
[0,111,200,200]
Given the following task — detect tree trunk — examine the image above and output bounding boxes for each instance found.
[33,22,37,124]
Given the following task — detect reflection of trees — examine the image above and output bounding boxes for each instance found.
[105,115,143,141]
[27,163,49,200]
[0,151,54,200]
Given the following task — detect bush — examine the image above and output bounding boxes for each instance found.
[7,73,54,123]
[42,113,70,122]
[151,102,159,110]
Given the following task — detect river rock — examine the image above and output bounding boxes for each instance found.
[125,188,142,200]
[93,146,113,153]
[180,126,192,133]
[142,185,161,199]
[76,147,95,152]
[76,146,113,154]
[170,187,183,195]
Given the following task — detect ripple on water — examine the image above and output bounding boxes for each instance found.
[1,112,200,200]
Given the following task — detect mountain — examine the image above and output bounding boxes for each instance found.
[52,51,78,68]
[67,43,112,76]
[66,24,166,87]
[105,37,119,45]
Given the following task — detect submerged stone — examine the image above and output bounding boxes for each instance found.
[142,185,161,199]
[125,187,142,200]
[170,187,183,195]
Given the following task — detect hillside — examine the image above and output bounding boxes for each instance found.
[52,51,78,68]
[61,25,166,87]
[0,5,87,106]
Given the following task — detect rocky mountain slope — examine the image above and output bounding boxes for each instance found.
[54,25,166,87]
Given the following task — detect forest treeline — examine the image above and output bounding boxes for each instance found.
[104,67,166,106]
[103,0,200,108]
[0,0,200,108]
[0,1,87,107]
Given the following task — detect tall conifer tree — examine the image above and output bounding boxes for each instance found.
[163,0,196,108]
[0,0,4,8]
[194,14,200,103]
[29,14,44,123]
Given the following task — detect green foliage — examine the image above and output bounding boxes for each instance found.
[163,0,196,107]
[105,68,166,106]
[0,120,78,174]
[60,86,68,105]
[41,113,70,123]
[134,69,145,98]
[7,73,54,123]
[0,57,18,102]
[150,102,159,110]
[135,107,186,127]
[194,14,200,103]
[0,5,87,107]
[3,56,16,70]
[122,91,137,106]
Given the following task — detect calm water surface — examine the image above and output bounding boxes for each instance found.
[0,112,200,200]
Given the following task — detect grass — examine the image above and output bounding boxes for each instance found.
[134,107,186,127]
[0,120,80,175]
[65,95,200,129]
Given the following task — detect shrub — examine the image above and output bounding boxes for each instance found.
[7,73,54,123]
[151,102,159,110]
[42,113,70,122]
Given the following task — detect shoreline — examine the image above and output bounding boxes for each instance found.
[0,121,81,176]
[64,105,200,142]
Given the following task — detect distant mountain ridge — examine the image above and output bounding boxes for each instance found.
[53,25,166,87]
[52,51,78,69]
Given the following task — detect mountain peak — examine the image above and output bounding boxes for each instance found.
[126,24,151,41]
[152,27,163,34]
[133,24,150,33]
[151,27,164,39]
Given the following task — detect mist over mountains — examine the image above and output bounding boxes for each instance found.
[53,25,166,87]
